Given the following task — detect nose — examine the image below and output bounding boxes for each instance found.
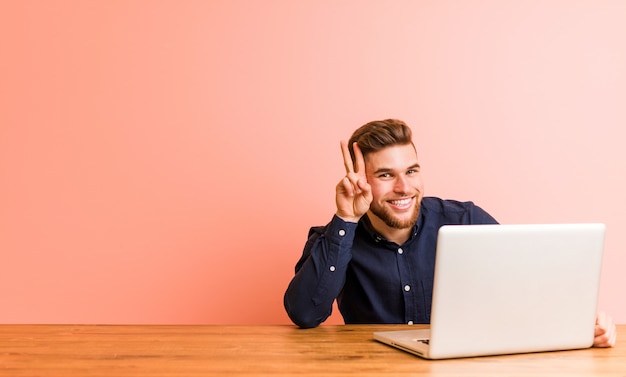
[394,175,410,193]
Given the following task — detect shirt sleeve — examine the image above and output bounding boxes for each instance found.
[469,202,499,224]
[283,215,358,328]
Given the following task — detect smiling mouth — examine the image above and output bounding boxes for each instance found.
[388,197,414,209]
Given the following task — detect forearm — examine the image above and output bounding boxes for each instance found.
[284,216,357,328]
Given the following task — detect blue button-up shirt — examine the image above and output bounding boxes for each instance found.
[284,197,498,328]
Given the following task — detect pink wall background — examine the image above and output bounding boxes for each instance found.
[1,1,624,324]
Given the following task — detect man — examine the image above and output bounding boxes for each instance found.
[284,119,616,347]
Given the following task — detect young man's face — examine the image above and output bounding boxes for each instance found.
[364,143,424,230]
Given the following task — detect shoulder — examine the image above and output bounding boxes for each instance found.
[421,197,498,224]
[421,197,478,213]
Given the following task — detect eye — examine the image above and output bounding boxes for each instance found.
[378,173,392,179]
[407,164,421,175]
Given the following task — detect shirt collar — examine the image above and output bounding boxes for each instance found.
[359,209,423,244]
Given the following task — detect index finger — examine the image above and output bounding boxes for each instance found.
[352,142,365,175]
[340,140,354,174]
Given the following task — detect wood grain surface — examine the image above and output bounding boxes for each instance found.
[1,324,624,376]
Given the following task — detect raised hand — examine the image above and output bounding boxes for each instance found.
[335,141,373,223]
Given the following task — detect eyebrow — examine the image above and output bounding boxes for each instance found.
[373,163,420,175]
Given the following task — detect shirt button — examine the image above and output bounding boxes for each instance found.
[338,229,346,236]
[404,285,411,292]
[397,248,403,255]
[329,266,336,272]
[408,321,414,325]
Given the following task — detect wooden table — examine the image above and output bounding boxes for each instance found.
[1,324,624,376]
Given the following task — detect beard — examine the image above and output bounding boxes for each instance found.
[369,199,420,229]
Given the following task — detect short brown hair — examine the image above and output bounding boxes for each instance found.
[348,119,414,163]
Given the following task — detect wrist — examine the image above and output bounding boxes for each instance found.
[335,212,361,223]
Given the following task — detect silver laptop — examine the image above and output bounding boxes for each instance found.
[374,223,606,359]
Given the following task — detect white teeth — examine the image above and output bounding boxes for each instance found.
[390,198,412,206]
